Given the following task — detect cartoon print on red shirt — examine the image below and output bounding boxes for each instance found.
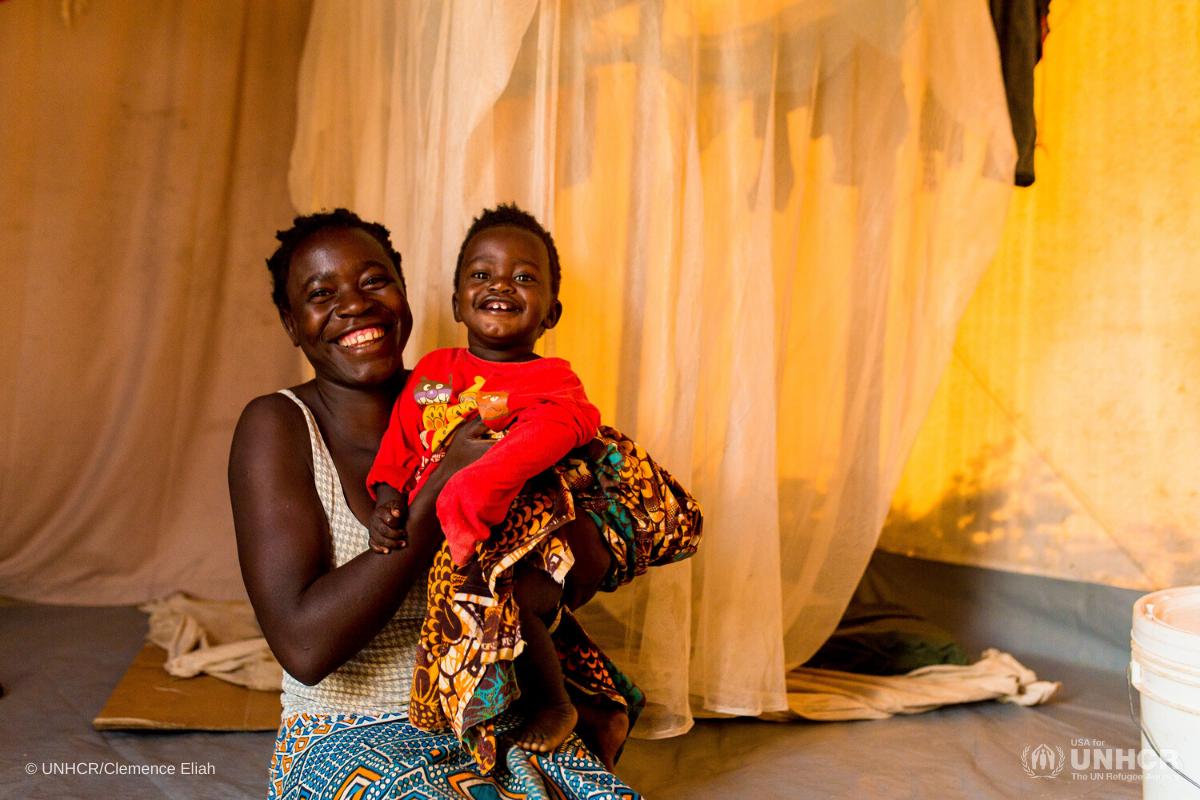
[477,391,510,422]
[428,376,488,453]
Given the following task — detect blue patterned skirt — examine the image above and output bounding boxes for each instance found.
[270,711,640,800]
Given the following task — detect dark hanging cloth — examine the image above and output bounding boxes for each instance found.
[990,0,1050,186]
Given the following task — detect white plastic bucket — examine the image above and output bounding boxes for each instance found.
[1132,587,1200,798]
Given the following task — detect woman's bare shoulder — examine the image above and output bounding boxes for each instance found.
[236,385,315,438]
[229,388,314,482]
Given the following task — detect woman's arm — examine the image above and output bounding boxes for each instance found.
[228,395,490,685]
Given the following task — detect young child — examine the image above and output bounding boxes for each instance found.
[367,205,644,769]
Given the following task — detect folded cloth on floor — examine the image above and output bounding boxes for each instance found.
[139,593,282,692]
[766,649,1059,722]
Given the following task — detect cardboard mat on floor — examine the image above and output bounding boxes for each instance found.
[93,642,281,731]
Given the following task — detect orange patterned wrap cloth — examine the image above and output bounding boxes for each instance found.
[407,426,703,772]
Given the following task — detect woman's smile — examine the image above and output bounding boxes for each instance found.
[335,325,390,348]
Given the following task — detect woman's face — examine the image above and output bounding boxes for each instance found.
[281,226,412,388]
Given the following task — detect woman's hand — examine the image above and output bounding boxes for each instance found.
[437,416,497,478]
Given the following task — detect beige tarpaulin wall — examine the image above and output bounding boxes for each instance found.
[289,0,1015,736]
[0,0,307,602]
[880,0,1200,592]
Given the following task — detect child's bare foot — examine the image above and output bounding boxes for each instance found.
[574,703,629,771]
[514,702,578,754]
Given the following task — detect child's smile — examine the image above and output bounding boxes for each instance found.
[480,297,520,313]
[453,225,562,362]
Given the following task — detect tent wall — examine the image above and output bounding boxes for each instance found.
[880,0,1200,591]
[860,551,1141,673]
[0,0,309,603]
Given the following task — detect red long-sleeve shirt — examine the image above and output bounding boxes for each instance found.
[367,348,601,565]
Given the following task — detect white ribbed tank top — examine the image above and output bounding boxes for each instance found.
[277,389,426,717]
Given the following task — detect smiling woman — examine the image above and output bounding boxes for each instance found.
[265,212,413,389]
[233,213,433,692]
[229,209,651,798]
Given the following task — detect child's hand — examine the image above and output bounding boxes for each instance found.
[369,493,408,554]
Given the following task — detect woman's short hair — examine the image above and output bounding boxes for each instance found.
[266,209,405,314]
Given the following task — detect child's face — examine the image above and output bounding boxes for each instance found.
[453,225,561,359]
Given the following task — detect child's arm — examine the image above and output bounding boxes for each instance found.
[368,484,408,554]
[477,359,601,449]
[365,369,427,553]
[366,389,422,503]
[437,414,584,565]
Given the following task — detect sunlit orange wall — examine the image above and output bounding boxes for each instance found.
[878,1,1200,590]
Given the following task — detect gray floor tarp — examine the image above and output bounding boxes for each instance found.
[1,553,1156,798]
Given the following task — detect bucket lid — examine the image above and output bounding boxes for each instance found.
[1133,586,1200,661]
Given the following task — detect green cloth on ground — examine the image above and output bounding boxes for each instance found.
[804,602,968,676]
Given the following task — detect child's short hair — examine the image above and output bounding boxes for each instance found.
[453,204,561,298]
[266,208,405,314]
